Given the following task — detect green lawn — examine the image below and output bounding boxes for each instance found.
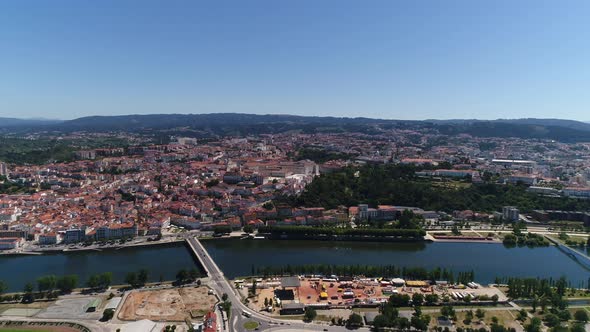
[243,321,259,330]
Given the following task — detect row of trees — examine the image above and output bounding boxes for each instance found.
[1,267,202,303]
[86,272,113,290]
[506,276,568,299]
[503,225,550,247]
[257,225,426,238]
[251,264,474,284]
[174,268,202,285]
[19,274,79,303]
[125,269,150,288]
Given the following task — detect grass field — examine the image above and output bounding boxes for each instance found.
[243,321,259,330]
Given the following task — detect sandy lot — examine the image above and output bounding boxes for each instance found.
[118,287,217,322]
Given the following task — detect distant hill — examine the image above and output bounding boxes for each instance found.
[0,117,62,128]
[426,118,590,131]
[17,113,590,142]
[51,113,414,136]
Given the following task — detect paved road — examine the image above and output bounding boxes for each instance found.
[187,237,366,332]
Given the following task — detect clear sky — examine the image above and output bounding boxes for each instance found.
[1,0,589,121]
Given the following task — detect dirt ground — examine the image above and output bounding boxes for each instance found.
[118,287,217,322]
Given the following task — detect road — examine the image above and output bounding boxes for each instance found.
[187,237,366,332]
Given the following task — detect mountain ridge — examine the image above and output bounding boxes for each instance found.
[3,113,590,142]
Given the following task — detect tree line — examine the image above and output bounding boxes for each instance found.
[257,225,426,239]
[0,267,203,303]
[251,264,475,284]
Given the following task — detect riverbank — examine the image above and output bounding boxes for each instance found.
[0,242,199,293]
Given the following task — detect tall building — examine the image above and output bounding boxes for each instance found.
[0,162,8,177]
[502,206,520,222]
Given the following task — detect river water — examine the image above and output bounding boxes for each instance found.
[1,240,588,292]
[0,243,198,292]
[202,239,590,286]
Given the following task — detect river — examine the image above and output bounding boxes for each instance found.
[202,239,590,286]
[1,240,589,293]
[0,243,198,292]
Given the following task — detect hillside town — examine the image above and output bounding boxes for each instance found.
[1,131,590,251]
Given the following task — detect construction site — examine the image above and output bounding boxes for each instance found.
[118,286,217,322]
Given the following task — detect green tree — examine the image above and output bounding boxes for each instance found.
[517,309,528,322]
[138,269,149,286]
[543,313,560,327]
[389,293,411,307]
[555,276,568,297]
[0,280,6,295]
[410,314,430,331]
[57,275,78,293]
[243,225,254,233]
[373,315,389,330]
[347,313,364,328]
[222,293,228,302]
[570,323,586,332]
[412,293,424,306]
[531,295,538,312]
[175,269,188,284]
[440,305,455,319]
[87,274,100,289]
[250,279,257,296]
[188,268,200,281]
[125,272,138,288]
[540,296,548,313]
[425,293,439,305]
[525,317,542,332]
[574,309,589,322]
[99,272,112,289]
[220,300,232,318]
[101,309,115,321]
[37,275,57,293]
[475,308,485,320]
[303,307,317,322]
[23,282,34,303]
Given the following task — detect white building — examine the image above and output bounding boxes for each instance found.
[502,206,520,222]
[563,187,590,199]
[38,233,58,245]
[0,162,8,176]
[0,237,22,250]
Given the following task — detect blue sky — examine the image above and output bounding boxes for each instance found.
[1,0,589,120]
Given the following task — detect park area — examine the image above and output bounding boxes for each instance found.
[118,286,217,321]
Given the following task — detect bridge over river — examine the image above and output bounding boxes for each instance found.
[185,237,368,332]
